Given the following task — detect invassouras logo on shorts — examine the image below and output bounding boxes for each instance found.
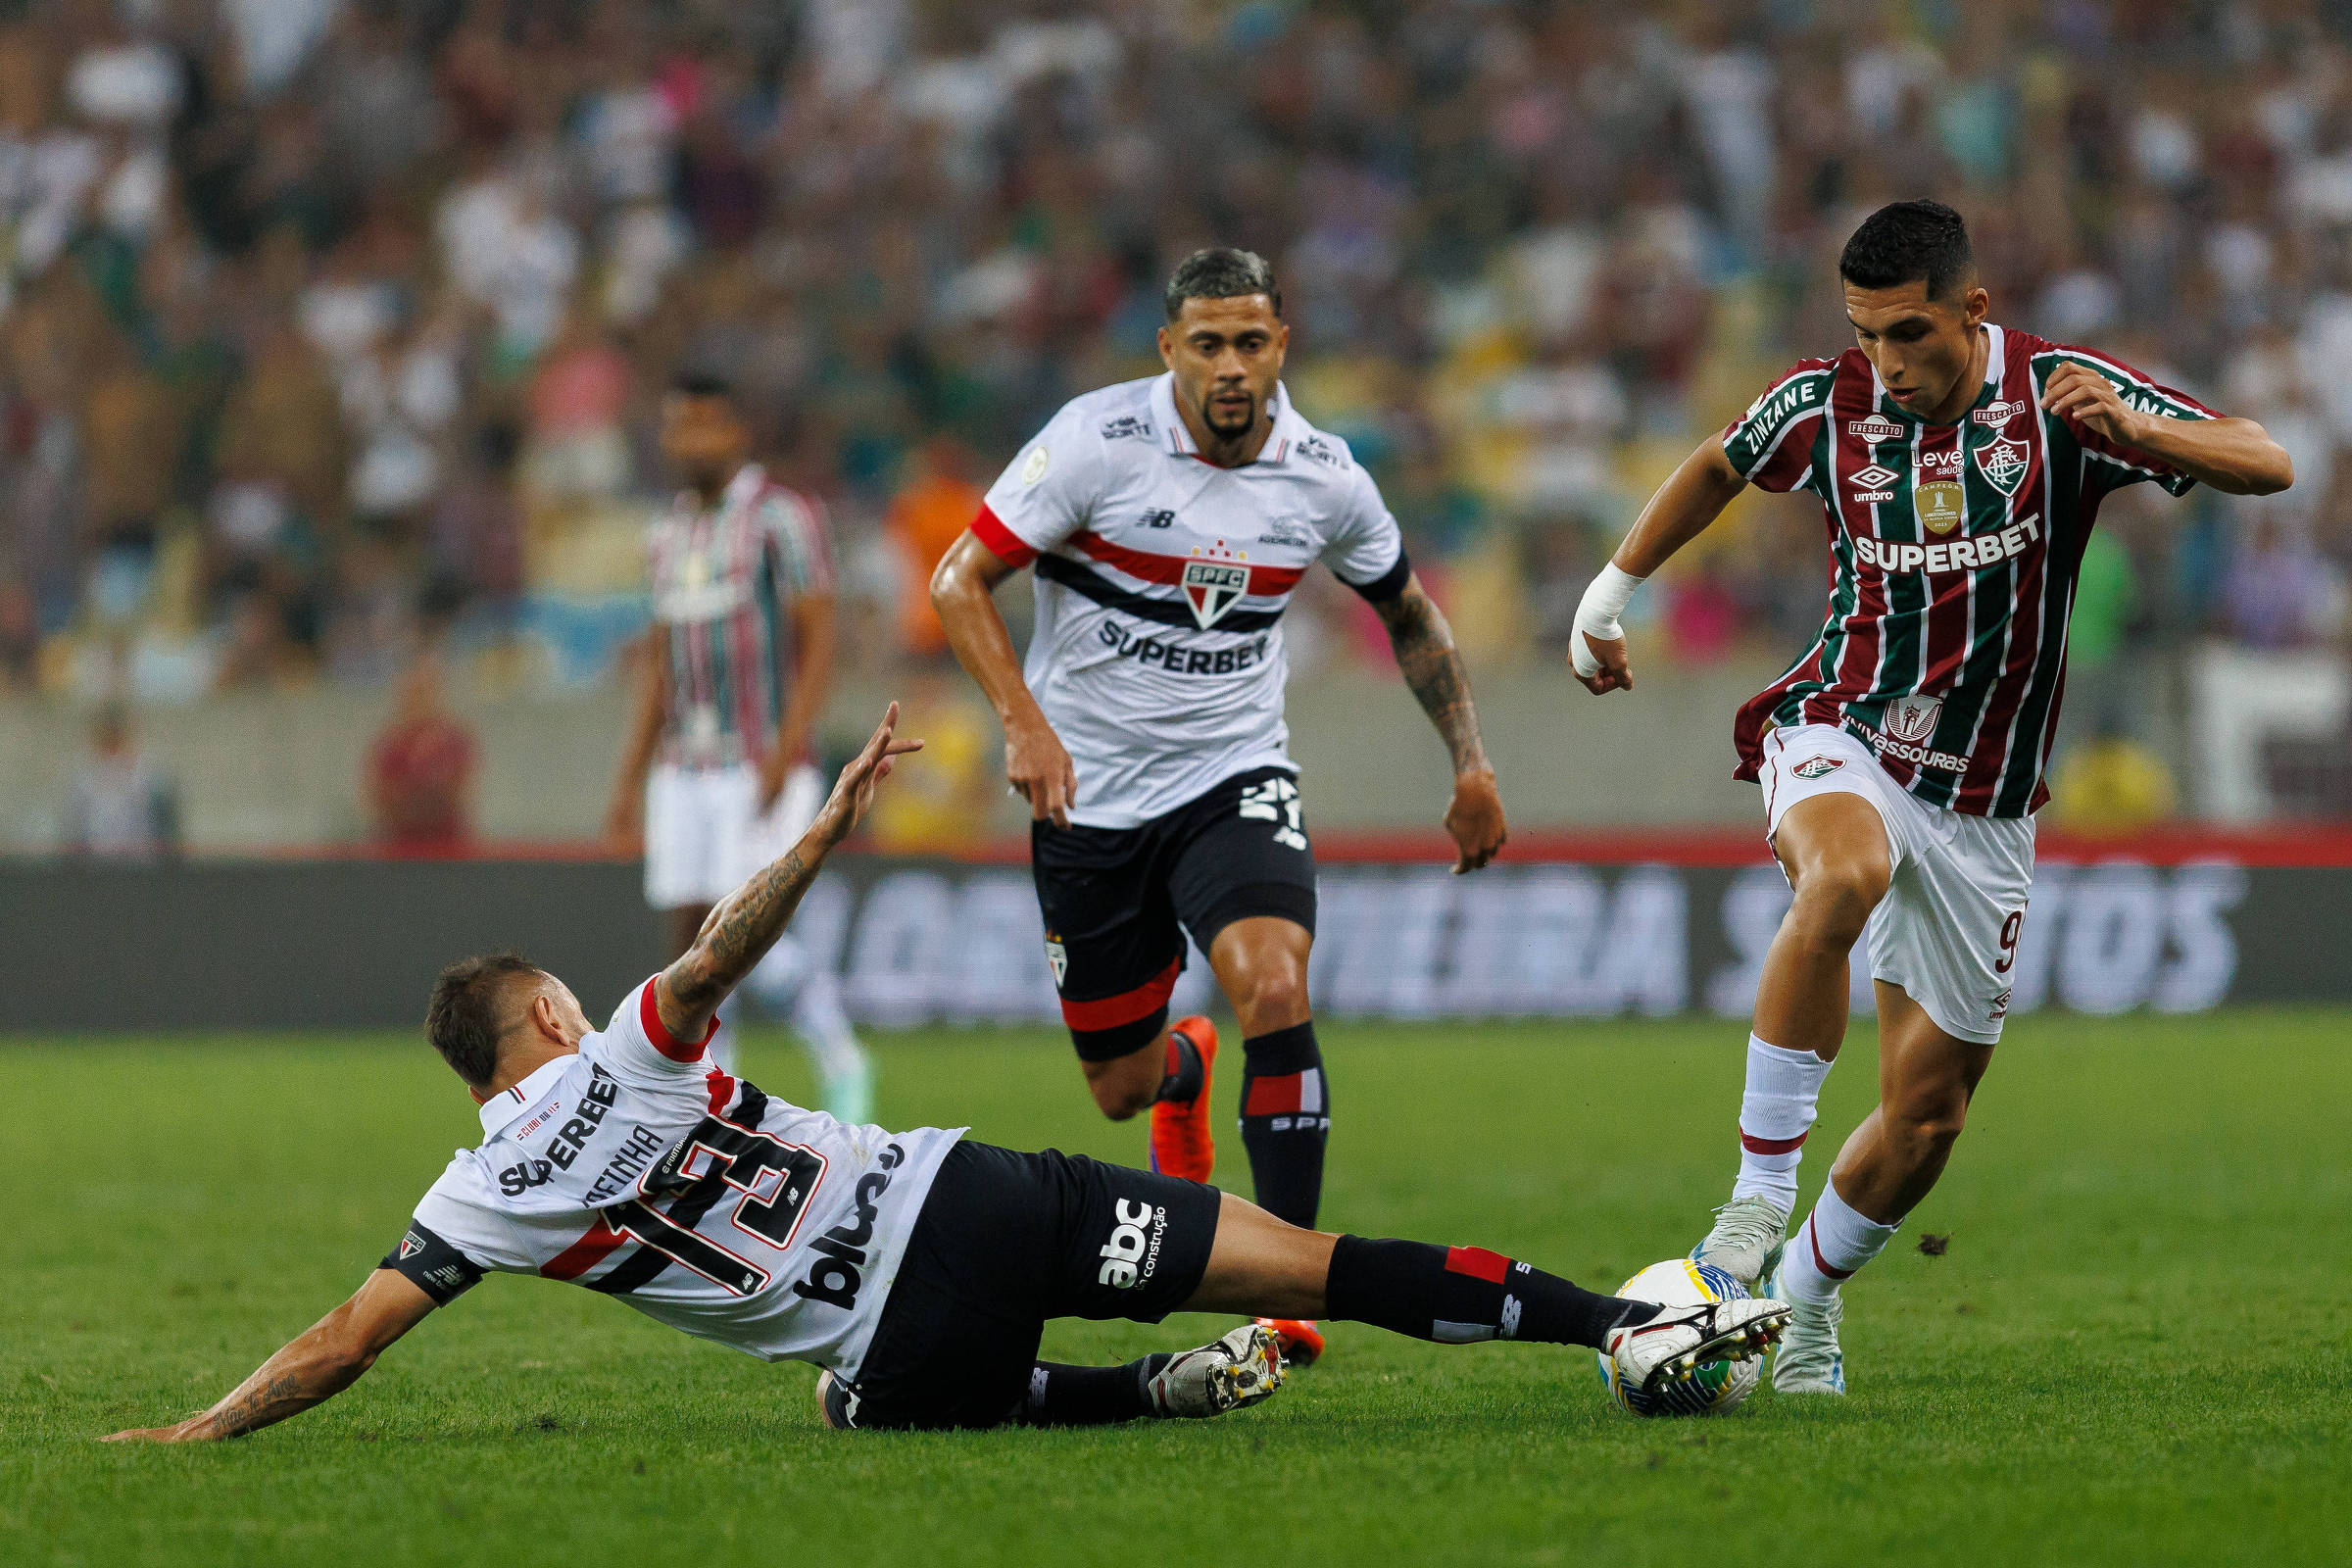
[1098,1199,1167,1289]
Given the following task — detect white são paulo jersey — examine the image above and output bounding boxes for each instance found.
[384,978,963,1379]
[974,372,1409,827]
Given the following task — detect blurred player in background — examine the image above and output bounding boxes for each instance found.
[931,248,1510,1365]
[1570,200,2291,1395]
[606,373,872,1122]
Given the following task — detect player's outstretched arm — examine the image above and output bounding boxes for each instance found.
[104,1268,436,1443]
[1368,574,1507,873]
[1571,437,1748,696]
[603,626,668,854]
[2038,362,2293,496]
[655,705,922,1039]
[930,530,1079,828]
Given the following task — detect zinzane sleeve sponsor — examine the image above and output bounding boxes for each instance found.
[974,401,1106,567]
[1320,458,1410,600]
[1719,361,1834,494]
[2048,349,2217,499]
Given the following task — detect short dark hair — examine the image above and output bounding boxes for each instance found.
[1838,200,1974,300]
[669,369,736,401]
[425,952,545,1088]
[1164,247,1282,322]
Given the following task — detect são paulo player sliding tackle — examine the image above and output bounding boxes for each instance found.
[105,705,1787,1442]
[931,248,1509,1366]
[1571,201,2291,1394]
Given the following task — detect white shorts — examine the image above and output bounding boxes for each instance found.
[1760,724,2036,1045]
[645,760,824,909]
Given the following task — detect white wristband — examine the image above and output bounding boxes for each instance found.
[1570,564,1645,678]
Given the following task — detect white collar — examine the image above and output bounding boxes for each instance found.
[478,1054,573,1138]
[1152,372,1294,464]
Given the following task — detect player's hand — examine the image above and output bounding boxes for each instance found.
[1572,633,1634,695]
[815,703,924,845]
[2039,361,2144,448]
[601,794,644,858]
[1004,714,1079,830]
[1445,768,1507,874]
[103,1420,205,1443]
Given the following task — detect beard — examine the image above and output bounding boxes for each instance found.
[1200,389,1256,436]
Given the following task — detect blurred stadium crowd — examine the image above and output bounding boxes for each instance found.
[5,0,2352,830]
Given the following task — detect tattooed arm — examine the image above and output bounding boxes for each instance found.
[655,704,922,1040]
[105,1269,435,1443]
[1369,575,1508,873]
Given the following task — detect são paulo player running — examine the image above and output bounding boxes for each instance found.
[930,248,1510,1366]
[1570,201,2291,1394]
[105,706,1787,1442]
[605,373,874,1121]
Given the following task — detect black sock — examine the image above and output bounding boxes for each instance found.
[1323,1235,1662,1349]
[1238,1021,1327,1228]
[1016,1355,1173,1426]
[1152,1031,1204,1104]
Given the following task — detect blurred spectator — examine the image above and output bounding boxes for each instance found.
[885,435,983,658]
[364,654,476,854]
[63,701,176,857]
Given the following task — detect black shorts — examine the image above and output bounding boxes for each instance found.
[838,1141,1224,1430]
[1033,764,1317,1061]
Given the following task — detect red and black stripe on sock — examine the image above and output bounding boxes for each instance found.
[1324,1236,1664,1349]
[1237,1021,1326,1228]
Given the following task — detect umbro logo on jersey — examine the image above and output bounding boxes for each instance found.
[1976,436,2030,496]
[1849,465,1898,502]
[1848,416,1906,444]
[1181,561,1250,629]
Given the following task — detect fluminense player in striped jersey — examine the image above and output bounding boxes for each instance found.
[1570,200,2290,1395]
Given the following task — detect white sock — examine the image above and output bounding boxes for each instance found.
[1731,1035,1833,1212]
[1780,1181,1899,1304]
[791,965,867,1090]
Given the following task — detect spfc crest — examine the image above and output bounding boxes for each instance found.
[1181,561,1250,629]
[397,1231,425,1260]
[1044,936,1068,990]
[1883,693,1943,745]
[1975,436,2029,497]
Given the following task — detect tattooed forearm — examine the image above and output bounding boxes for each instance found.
[1375,582,1490,775]
[186,1342,366,1440]
[664,847,818,1014]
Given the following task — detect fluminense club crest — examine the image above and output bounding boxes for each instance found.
[1975,436,2030,497]
[1883,693,1943,745]
[1181,561,1250,629]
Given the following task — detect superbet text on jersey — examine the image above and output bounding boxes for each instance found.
[383,979,963,1380]
[1721,325,2216,817]
[972,373,1409,827]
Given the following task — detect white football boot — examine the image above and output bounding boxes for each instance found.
[1146,1323,1288,1418]
[1764,1268,1846,1395]
[1605,1298,1791,1396]
[1690,1195,1790,1292]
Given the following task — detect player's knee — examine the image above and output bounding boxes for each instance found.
[1237,966,1308,1031]
[1787,860,1887,947]
[1888,1098,1969,1160]
[1086,1072,1155,1121]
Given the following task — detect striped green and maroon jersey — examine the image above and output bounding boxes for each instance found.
[649,463,834,770]
[1721,324,2215,817]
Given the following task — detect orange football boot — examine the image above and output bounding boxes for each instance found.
[1148,1016,1218,1183]
[1255,1318,1326,1368]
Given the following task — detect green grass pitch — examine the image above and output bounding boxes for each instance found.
[6,1011,2347,1567]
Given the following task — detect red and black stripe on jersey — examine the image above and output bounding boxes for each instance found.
[1723,328,2213,817]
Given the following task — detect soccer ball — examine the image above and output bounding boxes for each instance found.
[1594,1258,1762,1417]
